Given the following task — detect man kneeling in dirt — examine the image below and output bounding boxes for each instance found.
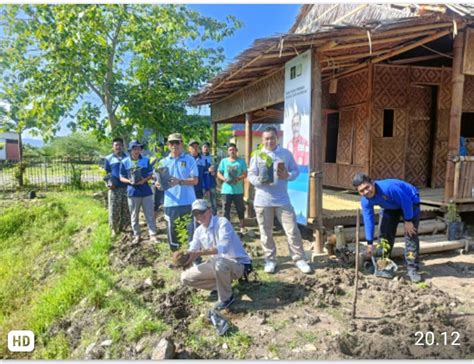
[180,199,252,310]
[352,173,422,283]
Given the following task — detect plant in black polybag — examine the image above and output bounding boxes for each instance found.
[208,309,230,336]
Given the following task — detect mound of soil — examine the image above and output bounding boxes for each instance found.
[110,234,159,268]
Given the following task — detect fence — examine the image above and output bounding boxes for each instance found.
[0,157,105,191]
[453,156,474,199]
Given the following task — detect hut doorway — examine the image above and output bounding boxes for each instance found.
[405,84,438,187]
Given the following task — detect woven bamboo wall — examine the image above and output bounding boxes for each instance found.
[405,85,433,186]
[211,69,284,122]
[370,65,458,188]
[463,75,474,111]
[431,69,452,187]
[337,70,368,107]
[374,65,410,108]
[336,108,354,164]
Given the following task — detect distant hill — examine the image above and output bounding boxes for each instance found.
[23,138,44,147]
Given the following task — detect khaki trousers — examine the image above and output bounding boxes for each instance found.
[181,257,244,302]
[254,204,305,262]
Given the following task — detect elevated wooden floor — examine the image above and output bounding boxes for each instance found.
[321,187,445,228]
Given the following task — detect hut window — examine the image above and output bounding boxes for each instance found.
[383,109,394,137]
[461,112,474,137]
[325,112,339,163]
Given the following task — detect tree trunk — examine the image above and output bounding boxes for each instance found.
[18,129,24,187]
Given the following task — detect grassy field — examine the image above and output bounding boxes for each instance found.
[0,192,252,359]
[0,192,167,358]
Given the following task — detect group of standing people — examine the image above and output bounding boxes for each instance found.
[104,127,313,309]
[104,125,423,310]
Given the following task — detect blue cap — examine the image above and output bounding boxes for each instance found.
[128,140,143,150]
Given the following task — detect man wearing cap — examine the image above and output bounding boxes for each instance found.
[188,140,207,199]
[202,142,218,215]
[248,126,312,274]
[119,141,158,244]
[104,137,130,237]
[181,199,252,310]
[156,133,198,251]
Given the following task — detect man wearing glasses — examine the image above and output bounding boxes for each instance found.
[352,173,422,283]
[180,199,252,310]
[156,133,198,251]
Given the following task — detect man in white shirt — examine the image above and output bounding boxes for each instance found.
[180,199,252,310]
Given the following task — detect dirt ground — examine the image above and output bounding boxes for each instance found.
[215,229,474,359]
[40,199,474,360]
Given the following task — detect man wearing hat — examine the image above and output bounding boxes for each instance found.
[188,139,207,199]
[180,199,252,310]
[119,140,158,244]
[156,133,198,250]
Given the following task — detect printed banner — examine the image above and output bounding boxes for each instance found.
[283,50,311,225]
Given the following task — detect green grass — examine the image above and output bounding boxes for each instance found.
[0,192,171,359]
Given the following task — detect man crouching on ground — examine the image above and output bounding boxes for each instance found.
[180,199,252,310]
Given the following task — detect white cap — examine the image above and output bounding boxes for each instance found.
[191,199,210,212]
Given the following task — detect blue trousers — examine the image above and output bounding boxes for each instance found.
[164,205,194,251]
[380,208,420,271]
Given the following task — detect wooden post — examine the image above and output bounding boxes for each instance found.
[212,122,218,156]
[311,50,324,254]
[244,112,254,218]
[453,160,462,199]
[445,31,465,201]
[366,63,374,175]
[352,208,360,319]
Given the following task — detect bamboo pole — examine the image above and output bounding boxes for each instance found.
[311,50,324,254]
[321,49,388,63]
[244,112,254,218]
[453,160,462,199]
[366,63,373,175]
[445,31,466,201]
[390,54,448,65]
[211,122,218,157]
[328,30,437,52]
[352,209,360,319]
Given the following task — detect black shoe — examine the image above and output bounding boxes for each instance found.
[374,269,395,279]
[408,270,422,283]
[214,295,235,310]
[209,289,218,300]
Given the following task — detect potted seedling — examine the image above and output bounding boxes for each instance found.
[129,167,143,186]
[251,145,274,184]
[226,165,239,184]
[371,238,398,279]
[155,161,172,190]
[446,201,464,240]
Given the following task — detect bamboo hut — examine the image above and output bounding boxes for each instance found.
[190,4,474,252]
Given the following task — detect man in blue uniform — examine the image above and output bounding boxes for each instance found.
[120,141,158,244]
[157,133,198,251]
[188,140,207,199]
[352,173,422,282]
[202,142,218,215]
[104,137,130,236]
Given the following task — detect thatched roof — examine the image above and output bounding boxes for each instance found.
[190,4,474,106]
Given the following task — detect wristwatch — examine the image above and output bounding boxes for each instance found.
[179,179,183,185]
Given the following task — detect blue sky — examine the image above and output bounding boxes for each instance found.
[24,4,301,141]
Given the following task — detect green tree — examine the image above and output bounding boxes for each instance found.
[1,5,240,142]
[43,132,110,159]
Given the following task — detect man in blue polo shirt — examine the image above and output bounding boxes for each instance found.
[104,137,129,237]
[352,173,422,283]
[188,139,207,199]
[202,141,218,215]
[120,141,157,244]
[156,133,198,251]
